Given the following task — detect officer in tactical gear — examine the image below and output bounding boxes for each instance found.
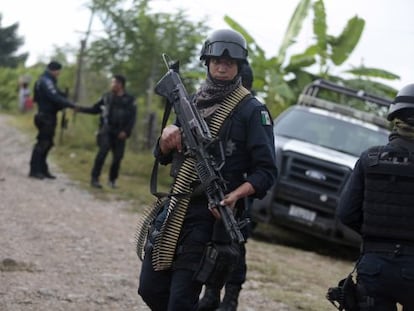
[137,29,277,311]
[29,61,76,179]
[76,75,136,189]
[197,61,257,311]
[338,84,414,310]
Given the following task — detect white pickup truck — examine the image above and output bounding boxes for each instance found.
[251,79,393,247]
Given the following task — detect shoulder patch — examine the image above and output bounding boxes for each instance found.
[260,110,272,126]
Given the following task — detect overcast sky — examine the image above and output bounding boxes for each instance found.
[2,0,413,90]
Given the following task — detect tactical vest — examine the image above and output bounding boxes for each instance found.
[362,145,414,242]
[102,92,135,130]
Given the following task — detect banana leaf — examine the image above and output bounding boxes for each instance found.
[284,53,316,72]
[331,16,365,66]
[345,66,400,80]
[313,0,327,55]
[277,0,311,65]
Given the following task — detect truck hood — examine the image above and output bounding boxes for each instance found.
[277,138,358,170]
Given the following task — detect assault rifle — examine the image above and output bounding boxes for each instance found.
[154,54,245,244]
[59,87,69,144]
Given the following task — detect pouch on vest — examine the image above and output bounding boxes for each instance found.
[143,203,168,254]
[193,242,240,289]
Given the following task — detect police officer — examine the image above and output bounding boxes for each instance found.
[338,84,414,310]
[198,61,258,311]
[137,29,277,311]
[77,74,136,189]
[29,61,76,179]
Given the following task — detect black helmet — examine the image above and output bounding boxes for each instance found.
[387,84,414,121]
[240,62,254,89]
[200,29,248,62]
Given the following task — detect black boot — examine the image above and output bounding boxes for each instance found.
[39,144,56,179]
[43,171,56,179]
[29,172,45,179]
[216,284,241,311]
[41,162,56,179]
[91,178,103,189]
[197,286,220,311]
[29,145,44,179]
[108,180,117,189]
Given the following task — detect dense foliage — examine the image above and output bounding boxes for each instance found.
[225,0,399,117]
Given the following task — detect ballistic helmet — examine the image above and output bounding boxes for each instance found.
[387,84,414,121]
[240,62,254,89]
[47,61,62,71]
[200,29,248,62]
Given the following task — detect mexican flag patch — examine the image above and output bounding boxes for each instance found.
[260,110,271,125]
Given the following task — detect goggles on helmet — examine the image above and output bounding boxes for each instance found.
[203,41,248,60]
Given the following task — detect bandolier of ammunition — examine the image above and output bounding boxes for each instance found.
[136,86,249,271]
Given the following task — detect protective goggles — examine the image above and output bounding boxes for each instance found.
[203,41,248,60]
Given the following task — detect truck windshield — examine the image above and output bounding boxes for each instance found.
[275,108,389,156]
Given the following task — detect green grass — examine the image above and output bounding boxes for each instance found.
[246,234,355,310]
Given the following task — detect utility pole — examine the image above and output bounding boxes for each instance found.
[73,9,95,123]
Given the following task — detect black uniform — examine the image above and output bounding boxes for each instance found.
[338,135,414,310]
[29,70,74,178]
[79,92,136,184]
[138,94,277,310]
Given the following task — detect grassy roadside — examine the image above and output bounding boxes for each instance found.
[6,110,358,310]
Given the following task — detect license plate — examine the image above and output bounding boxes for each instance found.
[288,205,316,222]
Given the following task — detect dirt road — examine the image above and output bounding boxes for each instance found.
[0,114,149,311]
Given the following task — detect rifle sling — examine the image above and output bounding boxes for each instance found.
[149,98,176,199]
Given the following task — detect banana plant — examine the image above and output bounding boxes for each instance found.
[226,0,400,113]
[304,0,399,94]
[308,0,365,76]
[224,0,313,114]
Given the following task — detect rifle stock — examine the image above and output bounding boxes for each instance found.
[155,54,244,243]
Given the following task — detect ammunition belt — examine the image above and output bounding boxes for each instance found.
[137,86,250,271]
